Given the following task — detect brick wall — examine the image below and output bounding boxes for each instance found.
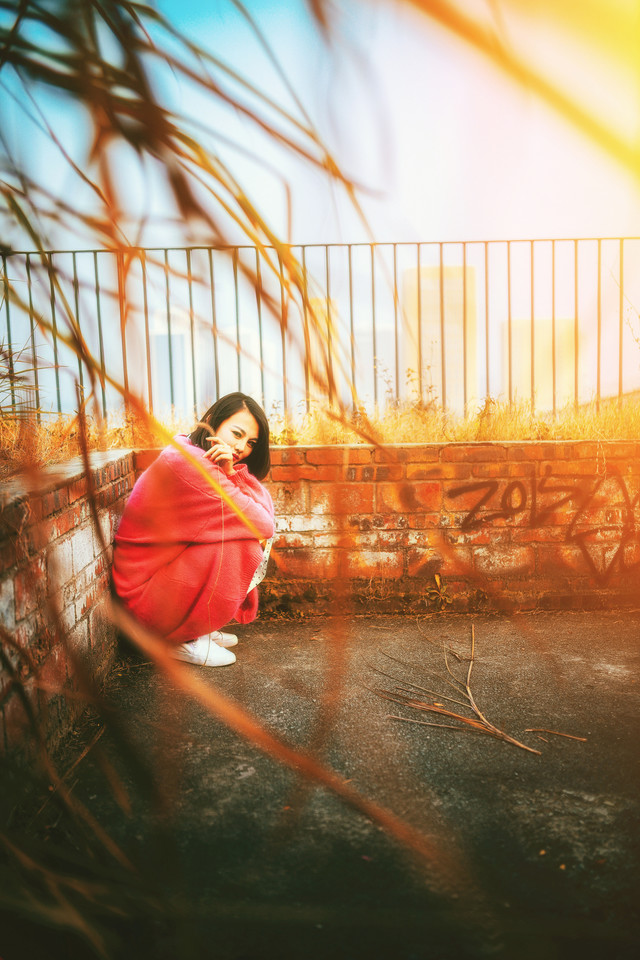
[0,452,136,759]
[264,441,640,614]
[3,439,639,758]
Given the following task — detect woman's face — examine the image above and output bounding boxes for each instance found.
[213,408,260,464]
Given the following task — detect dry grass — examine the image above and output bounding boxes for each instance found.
[0,410,188,481]
[2,395,640,481]
[269,395,640,446]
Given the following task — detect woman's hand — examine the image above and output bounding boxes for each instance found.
[204,437,235,475]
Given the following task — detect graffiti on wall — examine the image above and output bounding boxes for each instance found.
[447,464,639,584]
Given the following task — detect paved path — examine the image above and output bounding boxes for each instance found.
[9,612,640,959]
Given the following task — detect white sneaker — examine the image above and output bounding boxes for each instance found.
[172,635,236,667]
[211,630,238,648]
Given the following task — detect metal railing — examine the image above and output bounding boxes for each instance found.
[2,238,639,421]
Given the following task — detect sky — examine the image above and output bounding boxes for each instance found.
[146,0,640,246]
[3,0,640,248]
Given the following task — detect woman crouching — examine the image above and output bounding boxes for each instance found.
[112,393,274,667]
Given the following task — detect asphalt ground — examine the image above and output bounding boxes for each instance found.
[4,611,640,960]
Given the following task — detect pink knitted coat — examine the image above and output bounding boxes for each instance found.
[112,434,275,642]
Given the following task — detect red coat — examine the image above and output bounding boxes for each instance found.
[112,435,275,642]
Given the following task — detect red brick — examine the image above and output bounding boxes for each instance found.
[491,510,531,529]
[273,549,340,579]
[407,529,446,548]
[19,517,51,556]
[77,573,109,618]
[510,443,564,461]
[600,442,639,460]
[67,477,89,503]
[442,444,507,462]
[405,463,439,482]
[40,486,70,518]
[561,442,602,460]
[572,503,623,529]
[0,539,17,574]
[541,460,603,477]
[536,543,589,577]
[374,465,404,482]
[14,557,47,621]
[407,512,441,528]
[368,514,409,531]
[418,545,473,578]
[314,465,345,482]
[341,550,403,579]
[444,481,499,513]
[313,532,367,549]
[133,449,161,474]
[537,504,583,528]
[345,465,376,482]
[276,514,339,534]
[406,462,470,481]
[376,481,441,514]
[377,530,409,548]
[310,483,374,515]
[268,482,308,513]
[36,645,68,692]
[374,445,439,464]
[10,613,39,657]
[96,482,116,508]
[511,527,565,543]
[49,507,80,539]
[474,546,535,578]
[272,533,311,550]
[443,527,509,546]
[270,465,318,482]
[406,547,440,578]
[269,447,307,466]
[471,462,532,479]
[570,523,627,545]
[305,446,373,465]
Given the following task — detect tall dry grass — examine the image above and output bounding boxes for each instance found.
[270,396,640,446]
[3,395,640,481]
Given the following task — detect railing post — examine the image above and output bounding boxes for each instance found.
[141,250,153,414]
[530,240,535,415]
[164,249,175,409]
[551,240,556,418]
[2,253,16,411]
[25,254,41,418]
[619,238,624,403]
[186,248,197,418]
[116,249,130,413]
[207,248,219,404]
[439,242,446,412]
[597,239,602,411]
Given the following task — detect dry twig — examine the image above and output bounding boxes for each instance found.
[373,624,542,755]
[524,728,587,742]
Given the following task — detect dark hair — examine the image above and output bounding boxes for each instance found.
[189,392,271,480]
